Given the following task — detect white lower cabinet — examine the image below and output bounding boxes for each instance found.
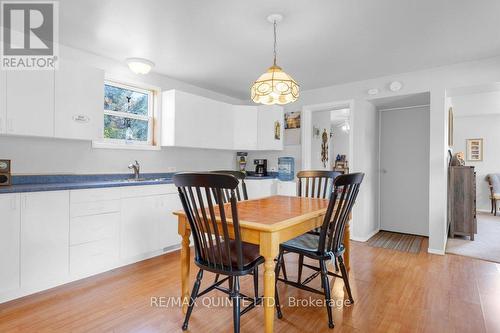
[277,180,297,196]
[245,179,277,199]
[20,191,70,288]
[158,193,183,248]
[0,194,20,294]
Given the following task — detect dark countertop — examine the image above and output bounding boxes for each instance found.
[0,172,280,194]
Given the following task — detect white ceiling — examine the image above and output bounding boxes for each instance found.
[59,0,500,100]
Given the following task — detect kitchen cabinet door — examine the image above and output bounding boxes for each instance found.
[0,70,6,133]
[0,194,20,294]
[20,191,69,288]
[257,105,284,150]
[6,70,55,137]
[233,105,258,150]
[121,196,160,260]
[245,179,277,199]
[55,59,104,140]
[158,194,183,249]
[277,180,297,196]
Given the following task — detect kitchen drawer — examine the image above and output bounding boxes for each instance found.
[71,199,120,217]
[71,188,122,203]
[70,238,118,277]
[70,212,119,245]
[120,184,177,198]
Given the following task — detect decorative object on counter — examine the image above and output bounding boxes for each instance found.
[274,121,281,140]
[450,152,465,166]
[466,138,483,161]
[0,159,11,186]
[253,159,268,177]
[236,152,248,174]
[278,157,295,181]
[284,111,301,129]
[448,107,454,147]
[251,14,299,105]
[487,174,500,216]
[334,156,349,174]
[321,129,329,168]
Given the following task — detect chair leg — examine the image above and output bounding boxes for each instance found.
[232,276,241,333]
[492,199,494,214]
[338,255,354,304]
[280,254,288,280]
[496,200,498,216]
[182,269,204,331]
[253,267,259,299]
[320,260,334,329]
[297,254,304,283]
[275,250,284,319]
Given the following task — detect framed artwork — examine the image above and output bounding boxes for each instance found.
[448,107,454,147]
[284,111,301,129]
[466,138,483,161]
[274,121,281,140]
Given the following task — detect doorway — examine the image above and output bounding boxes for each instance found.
[376,93,430,236]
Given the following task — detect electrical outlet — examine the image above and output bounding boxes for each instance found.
[166,166,176,172]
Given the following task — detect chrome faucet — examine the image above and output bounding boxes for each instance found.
[128,160,140,180]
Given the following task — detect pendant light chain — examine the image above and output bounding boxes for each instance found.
[273,20,277,66]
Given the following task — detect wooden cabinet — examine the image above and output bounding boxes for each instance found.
[233,105,258,150]
[448,166,476,240]
[55,59,104,140]
[257,105,284,150]
[6,70,55,137]
[0,70,5,133]
[20,191,69,288]
[0,194,20,294]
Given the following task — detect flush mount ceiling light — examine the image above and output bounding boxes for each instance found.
[126,58,155,74]
[251,14,299,105]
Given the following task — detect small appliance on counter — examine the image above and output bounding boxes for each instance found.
[0,159,11,186]
[253,159,268,177]
[278,157,295,181]
[236,152,248,174]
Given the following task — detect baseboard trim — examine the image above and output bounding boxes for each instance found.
[427,248,445,255]
[351,229,379,242]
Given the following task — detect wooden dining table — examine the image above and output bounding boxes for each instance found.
[174,195,351,333]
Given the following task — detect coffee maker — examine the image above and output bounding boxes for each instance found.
[253,159,268,177]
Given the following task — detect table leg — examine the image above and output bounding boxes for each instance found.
[178,216,191,314]
[343,220,350,271]
[260,232,278,333]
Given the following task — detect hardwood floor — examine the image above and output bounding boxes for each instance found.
[1,239,500,332]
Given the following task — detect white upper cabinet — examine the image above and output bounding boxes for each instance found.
[257,105,284,150]
[162,90,233,149]
[6,70,55,137]
[55,59,104,140]
[233,105,258,150]
[0,70,5,133]
[0,194,21,294]
[162,89,284,151]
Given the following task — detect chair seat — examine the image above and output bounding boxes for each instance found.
[196,240,264,272]
[281,233,345,259]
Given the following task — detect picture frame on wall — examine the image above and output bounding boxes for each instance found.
[466,138,483,161]
[284,111,301,129]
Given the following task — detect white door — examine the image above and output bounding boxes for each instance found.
[0,70,6,133]
[55,59,104,140]
[0,194,20,294]
[380,106,430,236]
[6,70,55,137]
[20,191,70,287]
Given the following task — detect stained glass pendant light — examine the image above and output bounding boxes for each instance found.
[251,14,299,105]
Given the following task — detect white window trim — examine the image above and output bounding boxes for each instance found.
[93,78,161,151]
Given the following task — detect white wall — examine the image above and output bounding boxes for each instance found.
[0,45,242,175]
[331,128,349,162]
[276,56,500,253]
[451,90,500,211]
[453,110,500,212]
[310,110,332,170]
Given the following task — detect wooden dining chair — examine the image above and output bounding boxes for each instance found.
[275,173,364,329]
[285,170,340,282]
[173,172,264,333]
[211,170,248,202]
